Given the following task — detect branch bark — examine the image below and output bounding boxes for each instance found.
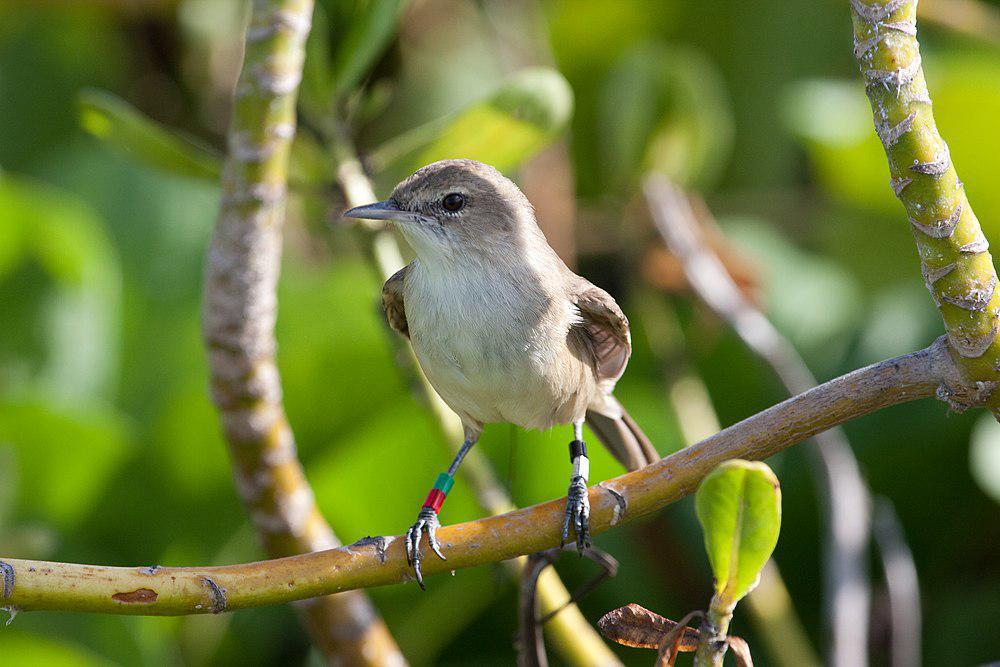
[851,0,1000,404]
[200,1,403,663]
[1,338,975,615]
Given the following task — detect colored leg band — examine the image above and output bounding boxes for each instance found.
[569,439,587,461]
[422,473,455,513]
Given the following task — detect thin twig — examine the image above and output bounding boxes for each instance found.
[636,294,820,667]
[518,544,619,665]
[200,1,403,663]
[0,338,975,614]
[873,498,922,667]
[645,176,875,667]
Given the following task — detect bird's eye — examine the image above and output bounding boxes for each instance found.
[441,193,466,213]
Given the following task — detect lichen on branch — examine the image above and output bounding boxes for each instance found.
[851,0,1000,394]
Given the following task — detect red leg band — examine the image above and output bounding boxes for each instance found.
[423,488,446,513]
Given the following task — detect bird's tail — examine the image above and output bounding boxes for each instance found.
[585,395,659,472]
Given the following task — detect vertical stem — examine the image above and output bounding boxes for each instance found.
[694,595,734,667]
[851,0,1000,399]
[202,2,403,663]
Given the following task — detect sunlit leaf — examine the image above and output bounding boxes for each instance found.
[599,42,733,190]
[696,459,781,606]
[0,632,114,666]
[77,89,222,180]
[0,400,130,528]
[0,177,121,400]
[368,68,573,184]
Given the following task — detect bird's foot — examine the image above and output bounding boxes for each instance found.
[405,506,446,589]
[562,475,591,552]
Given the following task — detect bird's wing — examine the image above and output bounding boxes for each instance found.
[382,263,411,338]
[569,278,631,385]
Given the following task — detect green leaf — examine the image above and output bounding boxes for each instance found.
[0,399,130,528]
[330,0,407,99]
[695,459,782,606]
[77,89,222,180]
[0,176,121,400]
[598,42,733,190]
[0,632,115,667]
[369,68,574,185]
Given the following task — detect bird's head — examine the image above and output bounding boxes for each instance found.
[344,159,537,262]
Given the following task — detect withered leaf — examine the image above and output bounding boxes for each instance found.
[727,635,755,667]
[597,603,699,651]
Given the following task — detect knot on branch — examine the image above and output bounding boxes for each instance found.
[935,378,996,413]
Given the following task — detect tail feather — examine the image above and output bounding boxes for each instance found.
[585,396,658,472]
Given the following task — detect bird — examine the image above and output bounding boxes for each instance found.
[345,159,657,587]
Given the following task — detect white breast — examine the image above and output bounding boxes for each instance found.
[404,260,594,431]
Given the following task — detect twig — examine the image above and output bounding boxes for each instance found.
[517,547,619,666]
[636,294,820,667]
[200,1,403,663]
[645,177,875,667]
[0,337,977,614]
[331,135,623,666]
[851,0,1000,407]
[873,498,922,667]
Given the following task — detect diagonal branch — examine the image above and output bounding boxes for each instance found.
[200,1,403,662]
[1,337,977,615]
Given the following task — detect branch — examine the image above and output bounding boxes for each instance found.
[1,338,975,615]
[645,177,875,667]
[200,1,402,662]
[851,0,1000,406]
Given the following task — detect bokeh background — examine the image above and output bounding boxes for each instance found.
[2,0,999,664]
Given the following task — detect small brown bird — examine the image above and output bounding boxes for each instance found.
[346,159,657,586]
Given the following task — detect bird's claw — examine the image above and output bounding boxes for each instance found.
[405,507,446,589]
[561,475,591,552]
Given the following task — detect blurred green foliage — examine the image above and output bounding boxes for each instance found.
[1,1,999,665]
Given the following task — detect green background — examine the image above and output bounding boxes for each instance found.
[1,0,999,664]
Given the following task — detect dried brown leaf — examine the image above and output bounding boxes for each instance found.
[727,635,754,667]
[597,603,699,651]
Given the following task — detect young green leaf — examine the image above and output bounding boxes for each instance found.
[368,67,573,185]
[695,459,781,607]
[77,89,222,180]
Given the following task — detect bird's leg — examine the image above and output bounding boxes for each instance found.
[406,432,478,589]
[562,421,591,551]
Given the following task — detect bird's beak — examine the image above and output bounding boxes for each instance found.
[343,199,404,221]
[344,200,435,225]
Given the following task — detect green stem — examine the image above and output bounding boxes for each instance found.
[694,595,734,667]
[851,0,1000,403]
